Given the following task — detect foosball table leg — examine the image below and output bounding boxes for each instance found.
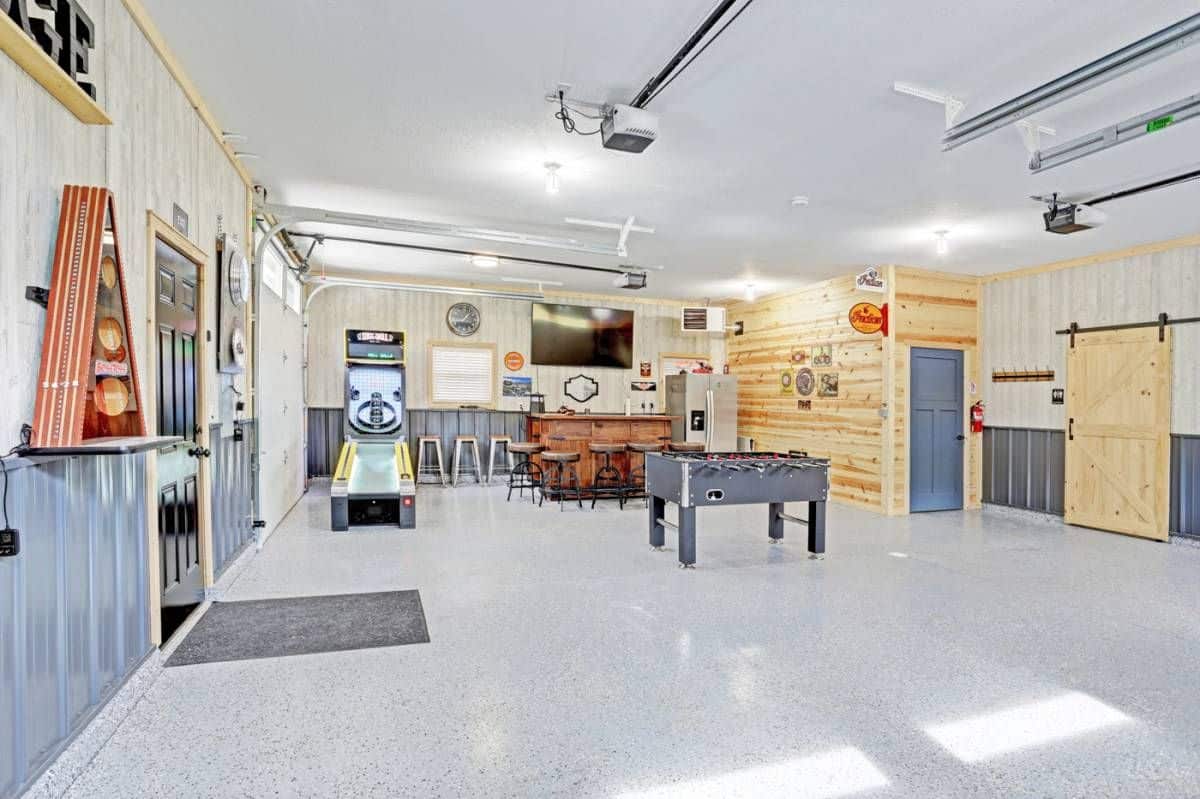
[677,506,697,567]
[808,500,826,558]
[649,495,666,550]
[768,501,785,543]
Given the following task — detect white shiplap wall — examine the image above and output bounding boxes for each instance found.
[982,245,1200,434]
[306,285,727,413]
[0,0,251,446]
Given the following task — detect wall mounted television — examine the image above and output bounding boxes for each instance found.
[531,302,634,369]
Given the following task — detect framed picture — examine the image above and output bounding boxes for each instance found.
[502,375,532,398]
[818,372,839,397]
[812,344,833,368]
[797,399,812,411]
[780,369,793,394]
[795,367,815,396]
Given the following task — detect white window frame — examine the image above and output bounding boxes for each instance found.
[428,341,496,408]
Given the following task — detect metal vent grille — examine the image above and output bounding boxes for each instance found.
[681,306,725,332]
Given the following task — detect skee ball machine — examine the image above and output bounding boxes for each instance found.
[331,329,416,530]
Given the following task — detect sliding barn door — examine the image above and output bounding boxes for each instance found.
[1065,327,1171,541]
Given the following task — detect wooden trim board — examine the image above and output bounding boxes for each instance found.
[0,13,111,124]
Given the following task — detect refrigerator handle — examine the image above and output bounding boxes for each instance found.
[705,389,714,450]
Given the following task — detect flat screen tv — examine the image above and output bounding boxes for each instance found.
[531,303,634,369]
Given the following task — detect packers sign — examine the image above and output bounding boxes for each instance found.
[2,0,96,99]
[849,302,887,335]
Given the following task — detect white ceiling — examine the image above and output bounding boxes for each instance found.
[143,0,1200,299]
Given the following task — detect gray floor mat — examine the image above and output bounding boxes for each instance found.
[166,590,430,666]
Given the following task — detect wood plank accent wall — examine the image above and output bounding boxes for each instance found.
[888,267,982,514]
[726,266,983,516]
[726,275,887,512]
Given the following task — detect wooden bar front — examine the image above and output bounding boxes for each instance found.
[526,414,677,486]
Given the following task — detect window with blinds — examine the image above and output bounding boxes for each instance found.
[430,344,495,407]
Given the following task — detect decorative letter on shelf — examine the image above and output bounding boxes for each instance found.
[31,186,146,447]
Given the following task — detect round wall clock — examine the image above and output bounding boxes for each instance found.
[447,302,481,336]
[225,240,250,307]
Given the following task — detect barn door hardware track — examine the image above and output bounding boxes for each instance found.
[1057,312,1200,347]
[943,12,1200,150]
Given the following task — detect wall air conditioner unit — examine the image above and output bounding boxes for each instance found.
[681,306,727,333]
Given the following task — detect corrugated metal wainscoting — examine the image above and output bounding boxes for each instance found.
[1171,435,1200,539]
[0,454,152,799]
[307,408,528,478]
[982,427,1066,515]
[210,421,257,577]
[984,427,1200,538]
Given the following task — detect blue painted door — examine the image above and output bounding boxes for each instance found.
[910,348,964,512]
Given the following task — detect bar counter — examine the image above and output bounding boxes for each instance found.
[526,413,679,487]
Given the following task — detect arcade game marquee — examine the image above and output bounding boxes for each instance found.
[330,329,416,530]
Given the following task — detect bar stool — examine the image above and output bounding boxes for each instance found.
[486,435,515,484]
[416,435,448,486]
[667,441,706,453]
[624,442,663,506]
[506,442,544,502]
[589,442,628,509]
[452,435,483,485]
[540,436,583,511]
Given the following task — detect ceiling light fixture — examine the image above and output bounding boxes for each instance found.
[544,162,561,195]
[743,283,757,302]
[471,255,500,268]
[935,230,949,256]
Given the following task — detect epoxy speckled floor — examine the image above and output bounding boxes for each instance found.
[61,484,1200,798]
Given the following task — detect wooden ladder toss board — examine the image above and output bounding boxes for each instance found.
[31,186,147,447]
[1065,327,1171,541]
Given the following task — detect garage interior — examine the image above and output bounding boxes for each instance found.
[2,1,1200,797]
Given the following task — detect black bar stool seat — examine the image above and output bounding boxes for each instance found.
[589,442,627,509]
[540,449,583,510]
[507,442,544,503]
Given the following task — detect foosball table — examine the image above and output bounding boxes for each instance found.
[645,451,831,567]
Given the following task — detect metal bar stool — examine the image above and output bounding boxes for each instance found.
[452,435,483,485]
[507,442,544,502]
[589,442,628,509]
[540,436,583,511]
[486,435,515,484]
[624,442,663,506]
[416,435,448,486]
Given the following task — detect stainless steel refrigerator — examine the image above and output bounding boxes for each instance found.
[665,373,739,451]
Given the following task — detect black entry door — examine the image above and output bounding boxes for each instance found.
[155,238,204,626]
[910,347,965,512]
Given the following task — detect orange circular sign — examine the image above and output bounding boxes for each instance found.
[504,351,525,371]
[849,302,884,335]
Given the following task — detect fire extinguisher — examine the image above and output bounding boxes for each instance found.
[970,401,985,433]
